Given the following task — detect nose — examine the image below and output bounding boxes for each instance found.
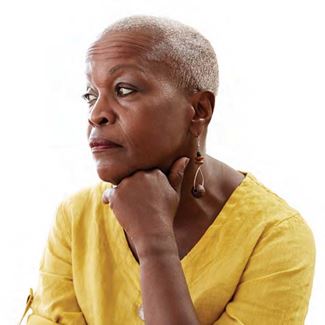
[88,98,116,127]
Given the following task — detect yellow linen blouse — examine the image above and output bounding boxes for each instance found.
[20,171,315,324]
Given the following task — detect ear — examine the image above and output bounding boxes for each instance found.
[189,90,215,136]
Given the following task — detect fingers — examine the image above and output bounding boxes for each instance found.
[102,157,189,205]
[168,157,190,194]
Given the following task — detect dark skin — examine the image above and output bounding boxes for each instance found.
[85,29,245,325]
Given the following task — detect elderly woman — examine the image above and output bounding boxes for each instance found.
[20,15,315,325]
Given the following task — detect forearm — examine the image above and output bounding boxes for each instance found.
[137,234,199,325]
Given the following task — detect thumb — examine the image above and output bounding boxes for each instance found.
[168,157,190,194]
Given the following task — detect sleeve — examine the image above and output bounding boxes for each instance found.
[21,202,87,325]
[214,214,316,325]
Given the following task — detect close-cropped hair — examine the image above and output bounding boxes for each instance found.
[98,15,219,96]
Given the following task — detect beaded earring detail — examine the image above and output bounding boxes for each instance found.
[191,136,206,198]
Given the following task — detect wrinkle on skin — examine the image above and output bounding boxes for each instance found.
[86,31,172,88]
[84,29,247,264]
[85,65,148,98]
[85,30,193,185]
[87,31,156,60]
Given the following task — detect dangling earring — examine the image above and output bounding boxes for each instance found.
[191,136,206,198]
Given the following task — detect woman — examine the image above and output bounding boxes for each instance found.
[20,15,315,325]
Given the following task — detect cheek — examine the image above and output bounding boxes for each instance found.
[129,109,187,158]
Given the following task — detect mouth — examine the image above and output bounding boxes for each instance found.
[89,137,122,153]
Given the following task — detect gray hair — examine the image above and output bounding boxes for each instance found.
[99,15,219,96]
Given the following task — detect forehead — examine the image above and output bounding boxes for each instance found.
[86,30,168,82]
[87,31,153,65]
[87,30,156,58]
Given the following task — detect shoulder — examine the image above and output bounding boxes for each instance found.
[55,180,113,225]
[253,212,315,261]
[230,173,315,290]
[223,171,315,260]
[236,171,305,227]
[218,173,316,324]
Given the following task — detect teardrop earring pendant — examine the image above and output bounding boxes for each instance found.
[191,137,206,198]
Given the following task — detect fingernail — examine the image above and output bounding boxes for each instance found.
[107,188,115,199]
[184,158,190,168]
[103,188,115,203]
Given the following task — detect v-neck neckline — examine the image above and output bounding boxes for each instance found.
[108,170,254,279]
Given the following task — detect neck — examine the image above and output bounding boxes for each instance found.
[173,154,225,229]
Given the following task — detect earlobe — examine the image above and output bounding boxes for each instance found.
[189,118,205,136]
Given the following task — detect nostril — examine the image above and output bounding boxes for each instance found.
[100,117,109,125]
[88,117,109,127]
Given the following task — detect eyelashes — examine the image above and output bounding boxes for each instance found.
[116,86,135,96]
[82,85,136,106]
[81,92,97,103]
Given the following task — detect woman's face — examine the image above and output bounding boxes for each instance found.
[85,31,194,184]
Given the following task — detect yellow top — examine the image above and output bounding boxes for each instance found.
[21,171,315,325]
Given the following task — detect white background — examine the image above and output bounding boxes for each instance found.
[0,0,324,323]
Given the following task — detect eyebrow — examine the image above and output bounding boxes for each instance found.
[85,63,146,90]
[108,63,145,75]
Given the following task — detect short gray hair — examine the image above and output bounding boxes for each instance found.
[99,15,219,95]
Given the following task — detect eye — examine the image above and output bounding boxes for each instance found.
[82,92,97,105]
[116,85,135,97]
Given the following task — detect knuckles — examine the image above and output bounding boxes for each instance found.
[109,168,167,205]
[120,168,164,185]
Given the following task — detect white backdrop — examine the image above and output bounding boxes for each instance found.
[0,0,324,323]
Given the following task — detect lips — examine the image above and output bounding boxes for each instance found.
[89,137,122,150]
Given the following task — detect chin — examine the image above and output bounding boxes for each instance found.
[96,165,135,185]
[94,155,166,185]
[96,169,121,185]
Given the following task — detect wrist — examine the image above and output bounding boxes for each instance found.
[134,231,179,261]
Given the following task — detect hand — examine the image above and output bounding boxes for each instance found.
[102,157,190,249]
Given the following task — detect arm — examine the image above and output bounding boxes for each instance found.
[22,203,87,325]
[213,215,316,325]
[137,233,199,325]
[103,157,199,324]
